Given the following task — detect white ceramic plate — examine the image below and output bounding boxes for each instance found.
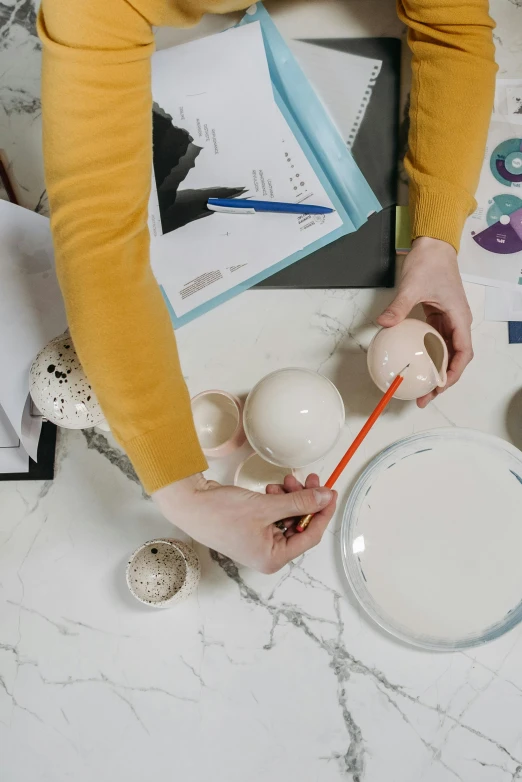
[341,428,522,650]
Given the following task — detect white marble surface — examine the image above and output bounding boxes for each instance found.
[2,1,522,780]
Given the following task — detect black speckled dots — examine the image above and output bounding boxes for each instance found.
[126,540,200,607]
[29,333,105,429]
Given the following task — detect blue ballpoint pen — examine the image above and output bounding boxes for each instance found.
[207,198,334,215]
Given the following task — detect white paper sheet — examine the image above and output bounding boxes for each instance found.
[0,404,29,473]
[485,286,522,322]
[287,40,381,148]
[494,80,522,125]
[458,81,522,291]
[0,201,67,459]
[458,120,522,290]
[148,22,343,320]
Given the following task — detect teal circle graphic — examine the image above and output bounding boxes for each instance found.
[505,151,522,175]
[490,139,522,186]
[486,194,522,226]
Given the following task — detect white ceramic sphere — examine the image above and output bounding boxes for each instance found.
[30,333,105,429]
[243,368,345,468]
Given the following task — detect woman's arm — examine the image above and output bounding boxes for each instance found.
[397,0,497,250]
[38,0,340,572]
[379,0,497,405]
[38,0,207,493]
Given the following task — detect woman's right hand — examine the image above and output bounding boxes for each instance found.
[153,473,337,574]
[377,237,474,407]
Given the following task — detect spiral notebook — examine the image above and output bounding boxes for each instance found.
[256,37,401,289]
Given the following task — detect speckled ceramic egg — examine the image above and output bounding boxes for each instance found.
[29,332,105,429]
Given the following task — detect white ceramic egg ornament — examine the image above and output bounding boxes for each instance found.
[367,319,449,401]
[243,368,345,468]
[30,333,108,429]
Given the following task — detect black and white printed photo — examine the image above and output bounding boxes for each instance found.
[152,102,246,234]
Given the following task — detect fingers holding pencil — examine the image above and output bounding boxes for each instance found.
[266,473,337,542]
[296,369,408,533]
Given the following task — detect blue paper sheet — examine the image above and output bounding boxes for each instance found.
[238,4,381,227]
[162,5,380,328]
[509,322,522,344]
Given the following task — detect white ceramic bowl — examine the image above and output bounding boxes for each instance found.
[126,539,200,608]
[30,333,106,429]
[234,452,293,492]
[243,368,345,468]
[191,390,245,458]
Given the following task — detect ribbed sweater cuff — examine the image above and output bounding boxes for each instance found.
[124,421,207,495]
[409,185,475,253]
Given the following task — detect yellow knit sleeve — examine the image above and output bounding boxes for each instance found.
[397,0,497,251]
[38,0,207,493]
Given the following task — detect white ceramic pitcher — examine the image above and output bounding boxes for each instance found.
[367,319,449,401]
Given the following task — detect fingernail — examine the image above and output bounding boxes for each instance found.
[381,310,394,319]
[314,488,333,507]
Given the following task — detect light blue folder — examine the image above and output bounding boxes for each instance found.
[163,3,381,328]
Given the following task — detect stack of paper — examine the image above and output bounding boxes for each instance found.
[485,286,522,322]
[0,200,67,472]
[397,80,522,328]
[456,80,522,324]
[149,6,382,327]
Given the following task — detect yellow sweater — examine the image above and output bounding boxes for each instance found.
[38,0,496,494]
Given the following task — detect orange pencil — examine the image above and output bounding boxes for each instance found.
[296,369,407,532]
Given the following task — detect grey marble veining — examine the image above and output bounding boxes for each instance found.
[81,429,140,488]
[0,0,43,211]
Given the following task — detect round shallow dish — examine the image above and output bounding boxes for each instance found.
[126,539,200,608]
[191,390,245,458]
[341,428,522,650]
[234,452,293,492]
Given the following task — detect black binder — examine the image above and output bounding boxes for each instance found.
[256,37,401,289]
[0,422,57,482]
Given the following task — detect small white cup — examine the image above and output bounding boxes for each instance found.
[191,389,245,458]
[126,539,200,608]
